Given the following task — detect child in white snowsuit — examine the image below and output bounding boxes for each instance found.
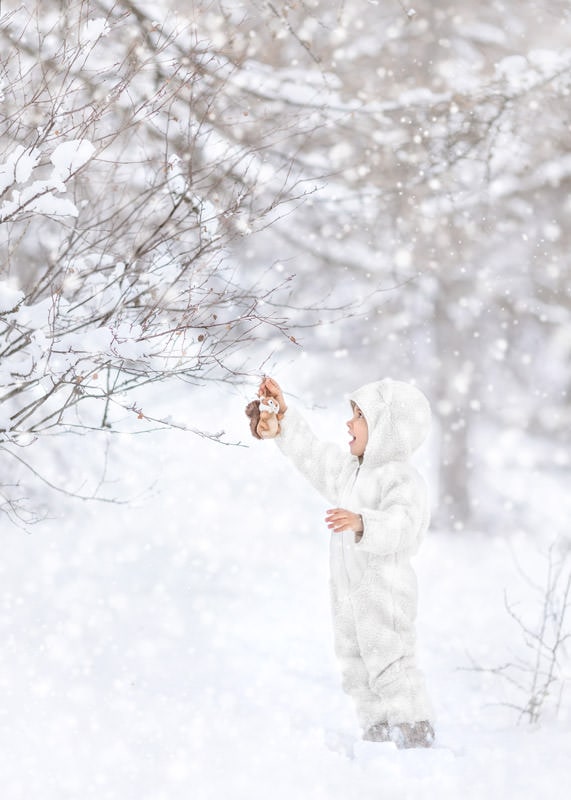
[260,376,435,749]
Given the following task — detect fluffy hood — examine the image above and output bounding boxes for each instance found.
[349,378,431,467]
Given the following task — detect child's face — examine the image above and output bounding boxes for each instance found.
[347,403,368,458]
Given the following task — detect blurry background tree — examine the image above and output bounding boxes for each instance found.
[208,0,571,532]
[2,0,571,530]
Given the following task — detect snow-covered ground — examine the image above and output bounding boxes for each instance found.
[0,376,569,799]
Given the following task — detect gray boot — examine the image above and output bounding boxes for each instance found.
[362,721,391,742]
[363,720,435,749]
[389,720,435,749]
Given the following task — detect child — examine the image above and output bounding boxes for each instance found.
[259,375,435,749]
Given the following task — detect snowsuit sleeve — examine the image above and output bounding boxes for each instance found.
[275,406,353,505]
[355,464,430,556]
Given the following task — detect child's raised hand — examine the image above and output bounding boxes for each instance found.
[325,508,364,536]
[259,376,287,417]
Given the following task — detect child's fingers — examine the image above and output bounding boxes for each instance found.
[265,376,282,394]
[325,508,359,534]
[325,509,346,530]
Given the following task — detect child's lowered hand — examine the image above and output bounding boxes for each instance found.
[325,508,364,537]
[259,376,287,418]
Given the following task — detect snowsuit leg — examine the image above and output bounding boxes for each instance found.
[330,590,387,728]
[330,562,432,729]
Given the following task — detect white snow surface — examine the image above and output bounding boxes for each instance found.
[0,140,93,219]
[0,281,24,312]
[0,377,569,800]
[0,145,40,193]
[50,139,95,180]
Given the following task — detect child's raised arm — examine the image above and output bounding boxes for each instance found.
[262,375,353,505]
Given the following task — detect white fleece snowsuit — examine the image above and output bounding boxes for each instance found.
[276,378,433,730]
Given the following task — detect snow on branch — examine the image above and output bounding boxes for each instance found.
[0,0,334,521]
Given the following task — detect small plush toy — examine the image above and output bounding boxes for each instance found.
[245,395,281,440]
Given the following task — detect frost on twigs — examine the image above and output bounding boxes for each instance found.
[0,139,95,221]
[50,140,95,180]
[0,282,24,313]
[0,0,314,523]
